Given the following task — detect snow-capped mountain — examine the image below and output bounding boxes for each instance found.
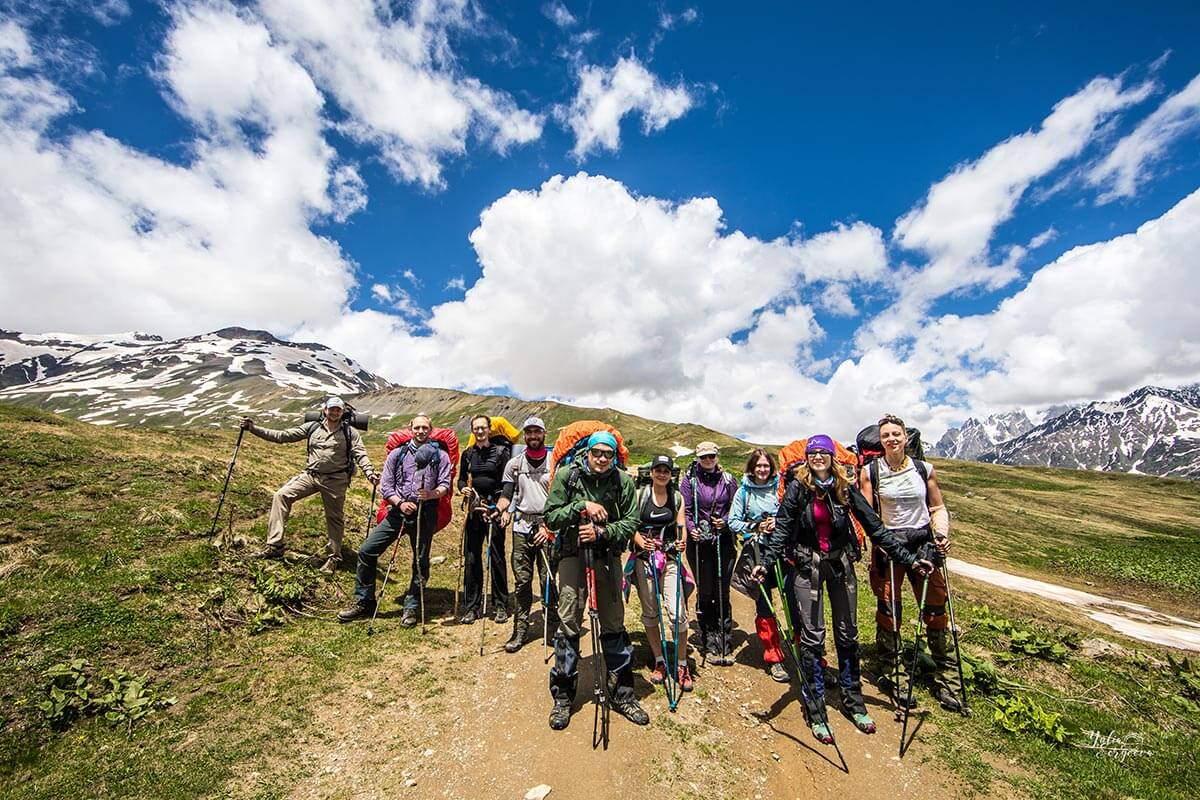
[986,386,1200,479]
[0,328,391,427]
[932,410,1036,460]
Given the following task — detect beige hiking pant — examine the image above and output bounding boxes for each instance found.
[267,471,351,559]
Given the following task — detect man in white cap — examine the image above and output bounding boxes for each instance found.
[496,416,559,652]
[241,397,377,572]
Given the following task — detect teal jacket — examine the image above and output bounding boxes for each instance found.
[728,474,781,541]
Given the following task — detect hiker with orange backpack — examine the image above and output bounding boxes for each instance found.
[682,441,738,665]
[859,414,962,712]
[543,431,649,733]
[728,448,789,683]
[457,415,512,625]
[338,415,450,624]
[752,435,932,741]
[496,416,559,653]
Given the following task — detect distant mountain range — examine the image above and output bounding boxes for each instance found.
[0,328,748,458]
[932,385,1200,480]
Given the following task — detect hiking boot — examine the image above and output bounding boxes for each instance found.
[400,606,420,628]
[768,662,789,683]
[677,665,694,692]
[933,686,964,713]
[494,605,509,625]
[548,699,572,731]
[504,622,528,653]
[459,608,478,625]
[318,557,340,576]
[612,697,650,726]
[337,599,374,623]
[250,543,284,560]
[810,721,834,744]
[650,661,666,685]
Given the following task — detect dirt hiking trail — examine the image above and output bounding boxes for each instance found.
[234,548,986,800]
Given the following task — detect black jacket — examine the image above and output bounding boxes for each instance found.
[761,480,915,570]
[457,443,510,499]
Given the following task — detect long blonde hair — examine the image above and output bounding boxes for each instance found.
[795,460,851,506]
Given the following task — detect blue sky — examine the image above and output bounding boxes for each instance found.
[3,1,1200,441]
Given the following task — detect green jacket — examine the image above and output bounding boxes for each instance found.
[543,463,637,557]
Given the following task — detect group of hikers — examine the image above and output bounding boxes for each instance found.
[237,399,964,746]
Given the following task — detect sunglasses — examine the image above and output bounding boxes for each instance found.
[698,453,717,459]
[589,448,615,459]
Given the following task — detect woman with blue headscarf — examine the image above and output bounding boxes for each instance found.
[542,431,648,732]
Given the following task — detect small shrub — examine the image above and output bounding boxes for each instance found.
[992,694,1074,745]
[38,659,176,733]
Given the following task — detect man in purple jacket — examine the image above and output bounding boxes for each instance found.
[338,414,451,626]
[682,441,739,664]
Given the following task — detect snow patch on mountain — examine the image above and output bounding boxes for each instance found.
[0,328,391,427]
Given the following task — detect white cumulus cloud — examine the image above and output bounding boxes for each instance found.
[558,55,694,159]
[257,0,543,188]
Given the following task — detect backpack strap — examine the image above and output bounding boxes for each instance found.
[869,458,880,512]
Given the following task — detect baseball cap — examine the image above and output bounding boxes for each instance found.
[650,455,674,470]
[522,415,546,431]
[695,441,719,457]
[324,396,345,409]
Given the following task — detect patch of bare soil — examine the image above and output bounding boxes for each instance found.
[225,555,999,800]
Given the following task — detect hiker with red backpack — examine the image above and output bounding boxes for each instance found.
[752,435,931,742]
[457,415,512,625]
[859,414,963,712]
[682,441,738,665]
[543,431,649,733]
[728,448,789,683]
[241,397,378,573]
[338,414,450,624]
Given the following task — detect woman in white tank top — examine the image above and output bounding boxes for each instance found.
[859,414,963,713]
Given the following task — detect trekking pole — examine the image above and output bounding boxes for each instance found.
[938,548,969,715]
[208,427,245,539]
[772,558,848,773]
[364,483,378,534]
[647,540,679,711]
[888,554,903,721]
[900,560,933,757]
[417,498,426,636]
[539,547,555,664]
[673,543,684,698]
[716,529,728,666]
[455,475,473,619]
[480,508,494,656]
[368,523,405,637]
[584,543,610,750]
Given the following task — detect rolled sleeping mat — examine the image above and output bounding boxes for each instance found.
[304,409,369,431]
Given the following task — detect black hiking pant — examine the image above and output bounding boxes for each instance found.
[462,504,508,614]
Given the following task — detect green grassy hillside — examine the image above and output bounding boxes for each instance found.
[2,405,1198,799]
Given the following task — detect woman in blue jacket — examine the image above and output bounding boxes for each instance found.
[728,449,788,683]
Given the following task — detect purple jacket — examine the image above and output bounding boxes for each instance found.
[682,466,737,534]
[381,445,451,503]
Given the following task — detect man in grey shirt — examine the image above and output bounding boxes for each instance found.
[496,417,559,652]
[241,397,377,573]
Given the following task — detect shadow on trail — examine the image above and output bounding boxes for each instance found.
[764,718,848,773]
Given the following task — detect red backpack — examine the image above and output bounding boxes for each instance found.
[375,427,461,533]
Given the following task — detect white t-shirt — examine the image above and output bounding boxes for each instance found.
[502,453,550,533]
[876,457,932,530]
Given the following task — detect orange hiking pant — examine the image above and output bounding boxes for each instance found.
[869,544,948,632]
